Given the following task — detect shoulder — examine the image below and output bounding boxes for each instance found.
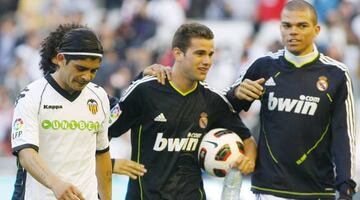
[245,49,284,70]
[15,77,47,106]
[86,82,108,98]
[121,76,158,100]
[199,81,236,113]
[318,53,349,73]
[256,49,284,64]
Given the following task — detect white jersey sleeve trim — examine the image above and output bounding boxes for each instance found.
[120,76,157,102]
[319,54,356,178]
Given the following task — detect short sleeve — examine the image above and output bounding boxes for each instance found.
[11,87,40,155]
[96,92,110,153]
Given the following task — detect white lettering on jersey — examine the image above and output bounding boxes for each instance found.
[268,92,319,115]
[153,132,201,152]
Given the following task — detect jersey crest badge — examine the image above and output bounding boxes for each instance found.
[87,99,98,115]
[199,112,208,129]
[316,76,328,91]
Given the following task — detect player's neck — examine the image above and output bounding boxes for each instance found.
[51,72,77,94]
[171,66,197,93]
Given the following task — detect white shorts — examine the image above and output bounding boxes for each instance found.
[255,194,296,200]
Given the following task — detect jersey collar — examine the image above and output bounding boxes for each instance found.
[284,44,319,68]
[45,74,82,102]
[169,81,198,96]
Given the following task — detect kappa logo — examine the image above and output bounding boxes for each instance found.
[154,113,167,122]
[43,105,63,109]
[265,77,276,86]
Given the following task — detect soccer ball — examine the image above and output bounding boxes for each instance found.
[198,128,245,177]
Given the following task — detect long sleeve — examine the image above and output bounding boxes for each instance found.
[331,71,357,197]
[225,59,262,112]
[108,80,144,138]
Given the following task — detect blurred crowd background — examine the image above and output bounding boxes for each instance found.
[0,0,359,196]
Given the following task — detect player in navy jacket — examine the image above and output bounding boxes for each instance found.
[226,1,356,199]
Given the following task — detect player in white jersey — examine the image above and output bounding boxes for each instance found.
[11,24,112,200]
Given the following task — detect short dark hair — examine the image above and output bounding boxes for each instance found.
[39,24,103,75]
[171,23,214,53]
[283,0,318,25]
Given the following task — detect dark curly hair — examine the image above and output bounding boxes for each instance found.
[39,23,91,75]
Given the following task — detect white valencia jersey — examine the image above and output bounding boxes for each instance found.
[11,75,110,200]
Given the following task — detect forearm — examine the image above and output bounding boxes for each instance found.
[243,136,257,163]
[96,151,112,200]
[18,148,60,190]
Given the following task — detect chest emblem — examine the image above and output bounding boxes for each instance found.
[87,99,98,115]
[316,76,328,92]
[199,112,208,129]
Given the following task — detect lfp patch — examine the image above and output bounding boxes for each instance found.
[13,118,24,131]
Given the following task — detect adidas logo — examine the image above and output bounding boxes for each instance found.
[265,77,276,86]
[154,113,167,122]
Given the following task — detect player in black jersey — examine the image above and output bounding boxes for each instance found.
[226,1,356,199]
[109,23,257,200]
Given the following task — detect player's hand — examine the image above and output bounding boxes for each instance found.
[235,78,265,101]
[230,154,255,175]
[143,64,172,85]
[51,179,84,200]
[113,159,147,180]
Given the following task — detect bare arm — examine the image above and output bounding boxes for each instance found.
[113,159,147,180]
[96,151,112,200]
[231,136,257,175]
[18,148,84,200]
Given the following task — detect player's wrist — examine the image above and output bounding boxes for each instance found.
[337,180,356,200]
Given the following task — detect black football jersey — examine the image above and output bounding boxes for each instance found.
[227,49,356,199]
[109,76,251,200]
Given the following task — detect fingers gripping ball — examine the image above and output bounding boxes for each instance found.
[198,128,244,177]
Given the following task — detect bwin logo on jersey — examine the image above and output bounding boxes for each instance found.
[153,132,201,152]
[268,92,320,115]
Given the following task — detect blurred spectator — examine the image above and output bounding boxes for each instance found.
[311,0,340,23]
[256,0,286,23]
[146,0,185,52]
[0,86,13,156]
[0,13,18,83]
[185,0,211,19]
[0,0,19,17]
[14,31,42,81]
[4,59,31,101]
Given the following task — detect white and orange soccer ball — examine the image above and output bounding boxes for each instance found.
[198,128,245,177]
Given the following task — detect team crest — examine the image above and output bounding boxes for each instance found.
[199,112,208,129]
[316,76,328,91]
[87,99,98,115]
